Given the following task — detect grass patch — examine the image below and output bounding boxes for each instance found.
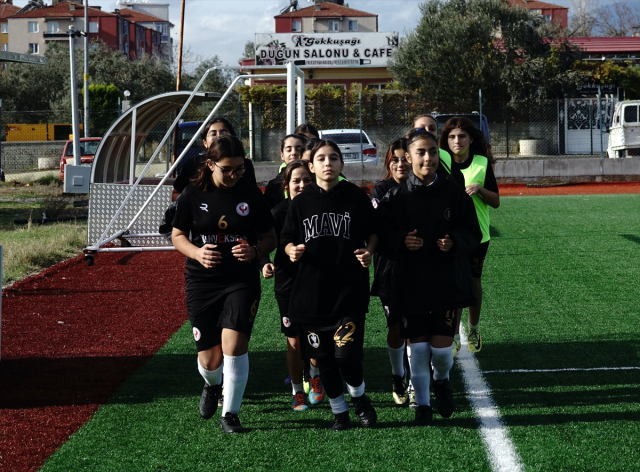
[1,222,87,286]
[33,194,640,471]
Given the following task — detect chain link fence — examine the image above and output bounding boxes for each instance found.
[1,92,618,183]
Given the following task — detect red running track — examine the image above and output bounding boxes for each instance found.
[0,252,187,472]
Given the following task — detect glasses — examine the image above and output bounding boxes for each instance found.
[390,158,409,166]
[206,129,230,138]
[214,162,245,176]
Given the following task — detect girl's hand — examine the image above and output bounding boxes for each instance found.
[262,263,275,279]
[354,248,372,268]
[196,244,222,269]
[466,184,482,196]
[287,244,306,262]
[232,239,256,262]
[405,229,423,251]
[437,234,453,252]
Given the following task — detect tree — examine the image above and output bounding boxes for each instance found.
[595,1,640,37]
[81,84,121,135]
[240,40,255,61]
[569,0,599,37]
[180,55,234,93]
[388,0,583,110]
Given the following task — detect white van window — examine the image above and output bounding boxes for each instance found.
[623,105,638,124]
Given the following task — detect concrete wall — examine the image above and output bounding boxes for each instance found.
[252,157,640,186]
[1,141,65,171]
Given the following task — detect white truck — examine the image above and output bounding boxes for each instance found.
[607,100,640,158]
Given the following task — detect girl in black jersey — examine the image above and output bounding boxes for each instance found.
[261,160,326,411]
[172,135,276,434]
[370,138,411,405]
[172,117,257,201]
[377,129,481,425]
[264,134,307,208]
[440,117,500,356]
[281,140,379,431]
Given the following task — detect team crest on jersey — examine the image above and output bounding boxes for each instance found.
[371,198,379,209]
[444,208,451,220]
[308,333,320,348]
[200,203,208,212]
[283,317,291,328]
[193,327,201,341]
[236,202,250,216]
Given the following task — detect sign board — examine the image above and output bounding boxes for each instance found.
[255,32,399,67]
[576,82,617,93]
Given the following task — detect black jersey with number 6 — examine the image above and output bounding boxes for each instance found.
[172,178,274,285]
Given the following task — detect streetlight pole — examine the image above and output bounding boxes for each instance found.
[176,0,185,91]
[84,0,90,137]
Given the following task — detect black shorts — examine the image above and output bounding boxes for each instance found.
[400,310,456,340]
[300,316,365,361]
[185,276,261,352]
[276,298,299,338]
[380,296,401,327]
[469,241,490,278]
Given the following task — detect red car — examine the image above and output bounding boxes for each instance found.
[59,137,102,181]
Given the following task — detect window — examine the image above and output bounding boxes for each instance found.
[29,43,39,54]
[348,20,358,31]
[1,44,7,52]
[624,105,638,124]
[328,20,339,31]
[292,20,301,32]
[542,14,551,22]
[28,21,38,33]
[1,23,8,34]
[89,22,99,33]
[47,21,59,33]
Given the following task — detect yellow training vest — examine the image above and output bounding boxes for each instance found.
[439,149,453,175]
[459,155,490,243]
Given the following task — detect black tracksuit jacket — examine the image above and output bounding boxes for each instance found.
[280,180,378,329]
[377,171,482,316]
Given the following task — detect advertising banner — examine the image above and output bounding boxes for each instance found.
[255,32,399,67]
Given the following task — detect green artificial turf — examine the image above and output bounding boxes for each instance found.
[41,195,640,472]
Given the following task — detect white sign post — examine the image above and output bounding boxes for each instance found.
[255,32,399,68]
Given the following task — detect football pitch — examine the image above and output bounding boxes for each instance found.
[39,194,640,471]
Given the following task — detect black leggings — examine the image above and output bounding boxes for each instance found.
[316,357,364,399]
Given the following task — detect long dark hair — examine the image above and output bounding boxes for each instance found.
[310,139,343,163]
[439,116,493,164]
[199,117,237,141]
[383,138,408,180]
[280,133,307,152]
[404,129,449,179]
[294,123,319,138]
[281,160,312,192]
[192,135,245,191]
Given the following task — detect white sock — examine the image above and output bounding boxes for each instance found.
[431,346,454,381]
[309,362,320,378]
[292,382,304,395]
[197,358,223,386]
[346,381,365,398]
[469,321,479,329]
[387,342,406,377]
[408,342,431,406]
[329,394,349,414]
[222,353,249,415]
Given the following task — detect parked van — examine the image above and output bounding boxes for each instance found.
[607,101,640,158]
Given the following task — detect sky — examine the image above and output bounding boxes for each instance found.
[9,0,623,70]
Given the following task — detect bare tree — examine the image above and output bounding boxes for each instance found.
[569,0,599,36]
[595,1,640,37]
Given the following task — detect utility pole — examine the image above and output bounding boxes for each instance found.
[69,26,83,166]
[84,0,90,137]
[176,0,185,91]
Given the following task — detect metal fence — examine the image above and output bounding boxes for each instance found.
[1,93,618,183]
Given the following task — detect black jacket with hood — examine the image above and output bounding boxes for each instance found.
[377,171,481,315]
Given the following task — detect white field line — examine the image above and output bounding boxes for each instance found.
[482,366,640,374]
[458,325,524,472]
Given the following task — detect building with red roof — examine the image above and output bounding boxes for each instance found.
[508,0,568,28]
[275,0,377,34]
[7,0,161,59]
[0,0,21,53]
[566,37,640,61]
